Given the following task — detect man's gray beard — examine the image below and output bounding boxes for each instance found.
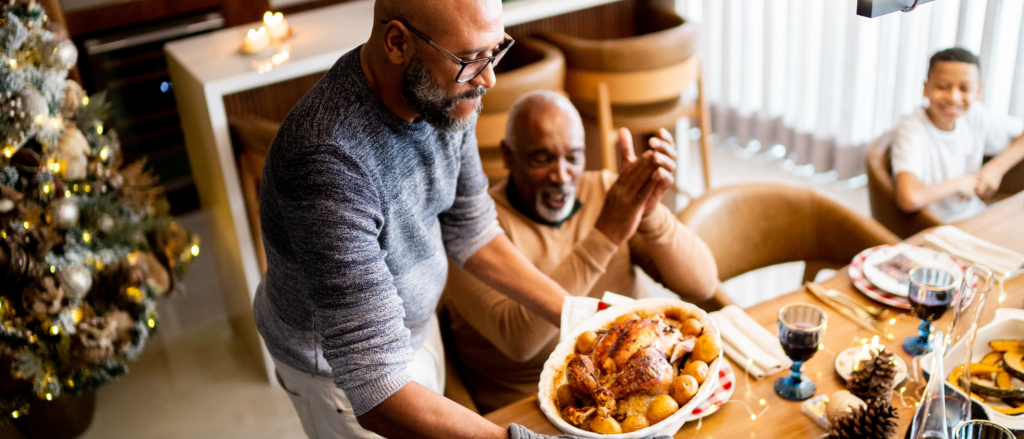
[535,185,576,223]
[402,54,485,133]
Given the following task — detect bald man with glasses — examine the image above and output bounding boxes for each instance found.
[254,0,674,437]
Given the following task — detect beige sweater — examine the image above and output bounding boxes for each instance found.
[442,171,717,413]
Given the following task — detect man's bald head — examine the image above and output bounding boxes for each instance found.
[505,90,584,152]
[374,0,502,43]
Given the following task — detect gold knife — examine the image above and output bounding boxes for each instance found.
[805,283,884,336]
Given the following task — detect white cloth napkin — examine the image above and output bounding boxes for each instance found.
[709,305,792,380]
[559,292,638,342]
[923,225,1024,277]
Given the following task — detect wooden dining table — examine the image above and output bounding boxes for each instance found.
[484,192,1024,438]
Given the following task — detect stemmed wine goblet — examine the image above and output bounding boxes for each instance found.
[775,303,827,401]
[902,266,957,356]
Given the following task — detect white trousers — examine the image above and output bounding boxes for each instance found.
[273,316,446,439]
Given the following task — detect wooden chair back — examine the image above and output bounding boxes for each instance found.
[228,116,280,275]
[539,9,711,189]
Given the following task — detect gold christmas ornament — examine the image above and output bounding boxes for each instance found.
[56,263,91,300]
[826,390,866,425]
[54,126,89,180]
[49,196,80,229]
[60,79,84,119]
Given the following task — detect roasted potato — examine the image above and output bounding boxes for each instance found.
[691,333,721,364]
[682,360,709,384]
[681,318,703,336]
[647,394,679,424]
[671,374,699,404]
[590,415,623,434]
[613,313,641,325]
[556,384,577,408]
[576,330,598,355]
[621,414,650,433]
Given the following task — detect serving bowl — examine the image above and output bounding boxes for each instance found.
[537,298,722,438]
[920,308,1024,432]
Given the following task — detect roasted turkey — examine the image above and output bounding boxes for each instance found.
[564,315,694,422]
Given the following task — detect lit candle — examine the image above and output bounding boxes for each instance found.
[264,11,289,41]
[853,335,884,365]
[244,27,270,53]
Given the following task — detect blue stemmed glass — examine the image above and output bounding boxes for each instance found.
[902,266,957,356]
[775,303,827,401]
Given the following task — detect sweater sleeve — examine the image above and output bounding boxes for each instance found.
[444,218,619,362]
[276,144,413,416]
[440,130,503,267]
[629,203,719,302]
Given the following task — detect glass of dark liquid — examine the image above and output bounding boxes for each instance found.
[774,303,827,401]
[902,266,957,356]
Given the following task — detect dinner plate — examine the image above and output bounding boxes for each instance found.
[861,244,963,297]
[833,346,909,385]
[848,245,968,309]
[685,360,735,421]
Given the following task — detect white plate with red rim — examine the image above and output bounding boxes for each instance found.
[849,244,969,309]
[685,360,735,421]
[862,243,964,297]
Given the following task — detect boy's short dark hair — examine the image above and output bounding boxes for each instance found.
[928,47,981,78]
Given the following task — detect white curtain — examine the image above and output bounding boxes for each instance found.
[677,0,1024,180]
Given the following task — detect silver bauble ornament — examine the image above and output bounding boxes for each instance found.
[61,80,85,119]
[0,199,14,213]
[46,40,78,70]
[57,263,93,300]
[17,87,47,126]
[51,197,80,229]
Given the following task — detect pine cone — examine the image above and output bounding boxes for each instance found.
[828,399,898,439]
[849,350,898,402]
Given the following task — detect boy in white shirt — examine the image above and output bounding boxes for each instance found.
[892,48,1024,222]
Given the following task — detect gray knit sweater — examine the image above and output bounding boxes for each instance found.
[253,46,501,416]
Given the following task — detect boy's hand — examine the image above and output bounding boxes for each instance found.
[975,167,1004,199]
[956,175,980,200]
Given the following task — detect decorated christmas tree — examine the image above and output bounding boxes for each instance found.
[0,0,198,425]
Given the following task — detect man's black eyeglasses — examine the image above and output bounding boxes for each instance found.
[380,19,515,83]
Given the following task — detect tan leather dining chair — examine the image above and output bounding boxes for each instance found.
[539,7,712,190]
[866,131,1024,239]
[228,116,280,275]
[678,183,900,307]
[476,37,565,181]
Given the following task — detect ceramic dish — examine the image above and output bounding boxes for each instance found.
[537,298,722,438]
[919,308,1024,432]
[862,244,963,297]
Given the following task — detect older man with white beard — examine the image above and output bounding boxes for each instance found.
[441,91,719,413]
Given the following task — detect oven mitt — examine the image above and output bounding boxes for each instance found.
[508,423,671,439]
